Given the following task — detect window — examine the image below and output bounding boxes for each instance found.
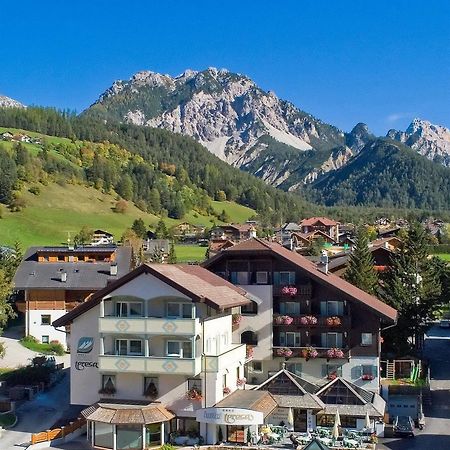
[94,422,114,449]
[102,374,116,390]
[282,302,300,315]
[361,333,373,346]
[115,339,143,356]
[321,332,343,348]
[286,362,302,375]
[166,302,193,319]
[362,365,377,377]
[144,377,158,397]
[256,271,268,284]
[241,301,258,315]
[320,301,344,316]
[41,314,51,325]
[251,361,263,372]
[42,335,49,344]
[188,378,201,390]
[237,272,249,285]
[279,332,301,347]
[276,271,295,285]
[241,331,258,346]
[166,340,192,358]
[322,364,343,378]
[115,302,143,317]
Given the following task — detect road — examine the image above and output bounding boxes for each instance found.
[379,324,450,449]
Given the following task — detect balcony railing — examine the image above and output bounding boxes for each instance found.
[273,315,351,328]
[272,346,350,360]
[99,316,201,335]
[98,354,202,375]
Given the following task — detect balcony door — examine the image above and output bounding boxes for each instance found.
[166,302,194,319]
[115,339,143,356]
[321,332,343,348]
[279,332,301,347]
[115,302,143,318]
[166,340,192,358]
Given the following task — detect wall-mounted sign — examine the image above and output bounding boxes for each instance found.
[196,408,263,425]
[77,337,94,354]
[75,361,98,371]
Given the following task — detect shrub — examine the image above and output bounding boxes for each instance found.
[28,185,41,195]
[9,195,26,211]
[49,342,65,356]
[160,444,175,450]
[114,199,128,213]
[21,335,38,344]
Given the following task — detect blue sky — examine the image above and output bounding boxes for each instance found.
[1,0,449,135]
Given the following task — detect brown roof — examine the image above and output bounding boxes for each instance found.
[209,239,235,252]
[214,390,277,418]
[82,401,174,424]
[53,263,251,327]
[204,238,397,323]
[300,217,339,226]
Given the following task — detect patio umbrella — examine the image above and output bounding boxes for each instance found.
[335,409,341,427]
[364,411,371,430]
[332,421,340,440]
[287,407,294,429]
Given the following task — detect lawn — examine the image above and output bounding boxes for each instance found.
[432,253,450,262]
[174,244,207,263]
[211,201,255,223]
[0,412,16,428]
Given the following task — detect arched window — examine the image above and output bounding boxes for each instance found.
[241,330,258,346]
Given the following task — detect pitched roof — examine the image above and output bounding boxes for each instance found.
[53,263,252,327]
[13,246,132,290]
[204,238,397,323]
[81,401,174,424]
[300,217,339,226]
[214,390,277,418]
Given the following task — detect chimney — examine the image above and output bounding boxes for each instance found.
[319,250,329,274]
[110,263,118,276]
[60,271,67,283]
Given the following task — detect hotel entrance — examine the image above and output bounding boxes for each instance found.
[294,409,307,431]
[227,425,245,443]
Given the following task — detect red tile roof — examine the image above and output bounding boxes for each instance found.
[204,238,397,323]
[300,217,339,226]
[53,263,251,327]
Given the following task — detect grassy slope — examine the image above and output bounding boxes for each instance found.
[174,244,207,263]
[0,183,255,248]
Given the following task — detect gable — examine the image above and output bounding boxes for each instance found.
[316,379,365,405]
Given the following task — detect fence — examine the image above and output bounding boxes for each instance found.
[30,417,86,445]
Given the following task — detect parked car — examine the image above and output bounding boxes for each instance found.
[393,416,415,437]
[439,319,450,328]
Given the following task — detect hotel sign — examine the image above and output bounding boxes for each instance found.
[196,408,263,425]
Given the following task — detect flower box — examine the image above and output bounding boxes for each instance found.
[223,386,231,395]
[186,388,203,401]
[362,374,374,381]
[98,386,116,395]
[301,346,318,360]
[275,315,294,325]
[281,286,298,297]
[326,316,342,326]
[326,348,345,359]
[232,313,242,325]
[236,377,247,387]
[276,347,293,357]
[327,372,337,380]
[300,315,318,325]
[246,346,254,359]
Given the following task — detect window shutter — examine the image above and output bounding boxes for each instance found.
[338,301,344,316]
[351,365,362,379]
[320,302,327,316]
[289,272,296,284]
[280,303,285,314]
[274,272,280,286]
[231,272,238,284]
[321,364,328,377]
[279,332,286,346]
[295,333,301,347]
[337,333,343,348]
[321,333,327,347]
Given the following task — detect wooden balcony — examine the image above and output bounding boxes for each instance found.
[272,346,350,360]
[273,284,313,297]
[273,315,351,328]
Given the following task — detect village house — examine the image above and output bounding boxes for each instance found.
[299,218,340,242]
[203,238,397,395]
[210,224,257,242]
[13,245,132,347]
[91,229,115,246]
[52,263,262,448]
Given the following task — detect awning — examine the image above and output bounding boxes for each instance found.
[81,401,175,425]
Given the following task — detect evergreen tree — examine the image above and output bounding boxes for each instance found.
[305,237,325,256]
[344,227,378,295]
[116,174,134,200]
[131,218,147,239]
[155,219,169,239]
[381,223,443,355]
[168,242,177,264]
[73,226,94,246]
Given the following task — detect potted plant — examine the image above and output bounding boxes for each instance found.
[98,386,116,395]
[281,286,298,296]
[274,315,284,325]
[303,315,318,325]
[276,347,293,357]
[282,315,294,325]
[327,372,337,380]
[236,377,247,387]
[232,313,242,326]
[223,386,231,395]
[326,316,342,326]
[144,381,158,399]
[246,346,254,359]
[362,374,374,381]
[186,387,203,401]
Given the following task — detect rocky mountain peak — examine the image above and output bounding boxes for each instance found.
[346,122,373,152]
[0,94,25,108]
[388,118,450,167]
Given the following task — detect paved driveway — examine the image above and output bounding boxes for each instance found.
[378,325,450,449]
[0,326,70,369]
